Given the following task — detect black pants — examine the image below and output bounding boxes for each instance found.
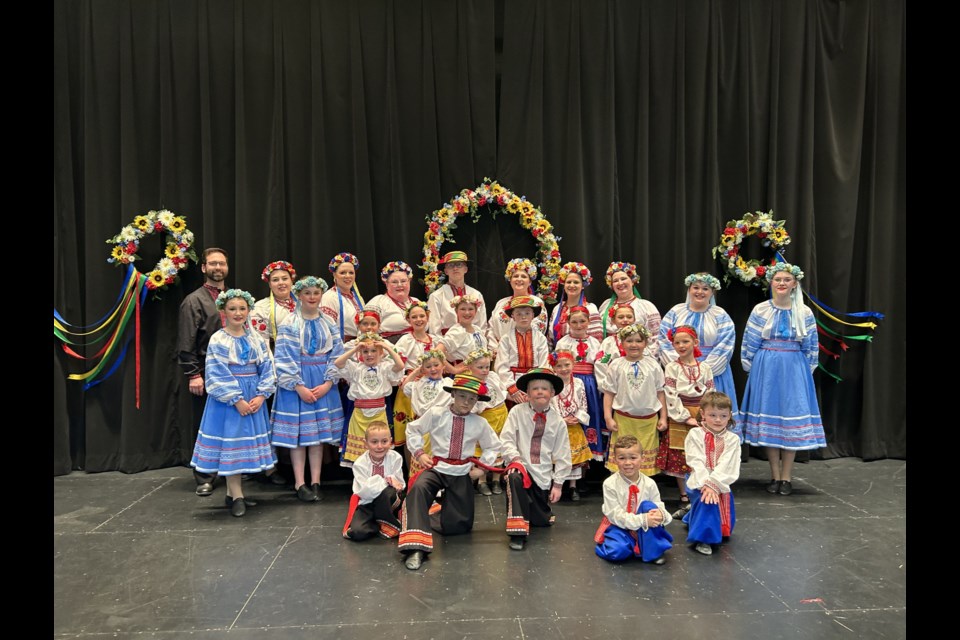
[345,487,403,541]
[505,473,554,537]
[398,471,475,553]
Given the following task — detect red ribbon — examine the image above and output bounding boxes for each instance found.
[408,457,532,490]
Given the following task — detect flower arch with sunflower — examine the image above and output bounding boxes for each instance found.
[107,209,197,290]
[711,210,790,290]
[419,179,563,304]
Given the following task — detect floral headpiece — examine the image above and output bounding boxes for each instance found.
[360,306,382,323]
[449,294,483,309]
[418,348,446,365]
[549,350,575,366]
[261,260,296,283]
[604,261,638,288]
[667,325,702,357]
[504,258,538,282]
[357,331,384,345]
[558,261,593,287]
[684,272,722,290]
[465,347,494,364]
[765,262,804,281]
[606,302,636,321]
[292,275,330,294]
[216,288,255,310]
[618,323,651,341]
[328,252,360,273]
[380,260,412,282]
[404,300,430,318]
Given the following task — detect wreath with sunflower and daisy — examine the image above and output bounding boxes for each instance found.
[106,209,197,290]
[419,179,563,304]
[712,210,791,290]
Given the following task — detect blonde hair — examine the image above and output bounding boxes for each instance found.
[364,421,392,440]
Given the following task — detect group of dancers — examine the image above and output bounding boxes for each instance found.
[182,249,826,569]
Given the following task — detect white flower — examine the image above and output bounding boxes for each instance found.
[157,258,177,274]
[157,210,175,226]
[120,226,140,242]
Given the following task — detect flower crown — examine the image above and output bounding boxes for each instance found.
[292,275,330,294]
[380,260,412,282]
[606,302,636,321]
[418,348,446,365]
[558,261,593,287]
[357,331,384,345]
[618,323,651,341]
[549,350,575,366]
[404,300,430,318]
[328,252,359,273]
[449,294,482,309]
[765,262,804,281]
[504,258,538,282]
[605,261,638,287]
[261,260,296,282]
[684,272,722,290]
[216,288,256,310]
[464,347,494,364]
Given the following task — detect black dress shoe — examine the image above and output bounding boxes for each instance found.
[766,480,782,494]
[268,471,287,486]
[778,480,794,496]
[196,482,214,497]
[296,484,318,503]
[311,483,324,502]
[404,551,425,570]
[230,497,247,517]
[569,487,580,502]
[225,496,257,507]
[509,536,526,550]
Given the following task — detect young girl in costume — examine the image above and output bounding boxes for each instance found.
[271,276,345,503]
[681,391,741,555]
[549,261,602,347]
[550,350,592,501]
[740,263,825,496]
[656,325,714,510]
[658,272,739,418]
[190,289,277,517]
[334,333,405,466]
[442,294,488,375]
[400,349,453,476]
[338,306,384,457]
[251,260,298,351]
[597,261,661,360]
[466,347,509,496]
[321,252,366,343]
[487,258,549,358]
[599,324,667,476]
[554,305,604,465]
[394,301,444,450]
[595,304,638,391]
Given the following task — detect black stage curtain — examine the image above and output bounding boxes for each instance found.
[53,0,904,474]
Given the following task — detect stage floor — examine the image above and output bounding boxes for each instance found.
[54,457,906,639]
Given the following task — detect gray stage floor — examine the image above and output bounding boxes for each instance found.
[54,457,906,639]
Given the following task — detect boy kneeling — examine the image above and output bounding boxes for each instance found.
[342,422,405,541]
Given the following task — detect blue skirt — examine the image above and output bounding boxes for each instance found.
[740,340,825,450]
[574,372,605,461]
[595,500,674,562]
[271,355,345,448]
[683,485,736,545]
[191,364,277,476]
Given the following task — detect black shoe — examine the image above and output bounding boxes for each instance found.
[509,536,526,551]
[577,480,591,495]
[296,484,318,503]
[225,496,257,507]
[569,487,580,502]
[490,481,502,495]
[404,551,425,570]
[268,471,287,486]
[311,483,324,502]
[778,480,793,496]
[230,497,247,517]
[650,556,666,565]
[766,480,782,494]
[196,482,214,497]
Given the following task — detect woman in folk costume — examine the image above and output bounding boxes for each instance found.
[251,260,298,352]
[366,260,421,344]
[321,252,366,343]
[597,261,661,360]
[548,261,602,347]
[739,263,825,497]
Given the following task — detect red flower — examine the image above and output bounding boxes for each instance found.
[576,341,588,361]
[724,227,737,235]
[756,266,766,277]
[532,228,542,238]
[551,249,560,258]
[429,222,440,233]
[394,411,407,423]
[477,197,487,206]
[585,428,597,444]
[758,232,767,238]
[125,242,137,253]
[154,222,164,231]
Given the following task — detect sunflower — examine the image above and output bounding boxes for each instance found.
[506,198,522,214]
[534,219,552,234]
[111,246,126,261]
[720,234,736,246]
[165,243,181,258]
[169,217,187,233]
[133,215,152,231]
[491,183,505,196]
[147,271,166,288]
[772,228,788,244]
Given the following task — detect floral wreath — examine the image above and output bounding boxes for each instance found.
[766,262,804,281]
[419,179,563,304]
[381,260,413,282]
[404,300,430,317]
[504,258,538,283]
[684,272,722,290]
[328,252,360,273]
[292,275,330,293]
[215,289,256,310]
[261,260,297,282]
[464,347,494,364]
[618,323,651,341]
[712,210,791,290]
[449,294,483,309]
[106,209,197,290]
[604,261,638,288]
[556,261,593,290]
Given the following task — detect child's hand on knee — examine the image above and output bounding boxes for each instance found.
[702,486,719,505]
[645,508,664,528]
